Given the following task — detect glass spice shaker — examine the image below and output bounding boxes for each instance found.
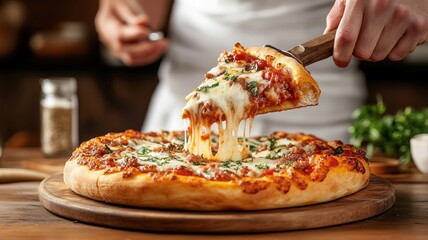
[40,77,78,158]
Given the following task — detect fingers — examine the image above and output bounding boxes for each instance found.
[114,39,169,66]
[114,0,147,24]
[118,24,151,43]
[387,4,428,61]
[389,31,417,61]
[353,0,395,61]
[371,6,410,61]
[95,4,123,50]
[325,0,345,34]
[333,0,364,68]
[330,0,428,67]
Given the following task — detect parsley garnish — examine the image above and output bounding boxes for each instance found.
[224,72,238,81]
[221,160,232,168]
[245,63,258,72]
[105,145,112,154]
[266,155,280,160]
[334,146,344,154]
[144,156,172,166]
[188,154,208,166]
[196,82,220,92]
[268,138,276,151]
[247,81,258,96]
[137,146,151,155]
[249,144,257,152]
[255,164,269,170]
[223,72,230,79]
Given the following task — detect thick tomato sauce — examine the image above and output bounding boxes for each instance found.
[223,48,298,115]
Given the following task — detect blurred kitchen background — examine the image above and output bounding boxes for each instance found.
[0,0,427,148]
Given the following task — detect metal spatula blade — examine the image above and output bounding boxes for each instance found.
[264,30,336,67]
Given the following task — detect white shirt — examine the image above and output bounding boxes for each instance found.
[143,0,366,142]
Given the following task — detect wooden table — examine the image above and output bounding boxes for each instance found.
[1,148,428,240]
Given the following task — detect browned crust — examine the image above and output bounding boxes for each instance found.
[64,158,370,211]
[244,46,321,115]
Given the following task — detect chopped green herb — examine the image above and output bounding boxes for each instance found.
[266,155,280,160]
[247,81,258,96]
[282,160,295,166]
[223,72,230,79]
[268,138,276,151]
[334,146,344,154]
[223,72,238,81]
[196,82,220,92]
[149,156,171,166]
[175,144,184,150]
[249,145,257,152]
[245,63,258,72]
[255,164,269,170]
[221,160,232,168]
[105,145,112,154]
[137,146,151,155]
[191,155,207,166]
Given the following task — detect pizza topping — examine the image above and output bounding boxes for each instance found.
[73,130,367,185]
[182,43,298,162]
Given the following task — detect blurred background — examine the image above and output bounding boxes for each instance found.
[0,0,427,148]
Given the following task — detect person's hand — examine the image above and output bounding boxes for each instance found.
[325,0,428,68]
[95,0,168,66]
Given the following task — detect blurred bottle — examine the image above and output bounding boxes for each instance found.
[0,0,26,58]
[40,77,78,158]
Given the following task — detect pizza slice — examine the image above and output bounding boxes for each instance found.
[182,43,321,161]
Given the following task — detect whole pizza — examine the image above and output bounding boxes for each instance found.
[64,43,370,211]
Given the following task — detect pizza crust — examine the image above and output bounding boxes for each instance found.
[64,157,370,211]
[244,46,321,115]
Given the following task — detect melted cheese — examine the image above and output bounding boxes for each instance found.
[182,61,269,161]
[113,134,307,178]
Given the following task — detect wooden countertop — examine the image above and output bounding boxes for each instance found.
[1,148,428,239]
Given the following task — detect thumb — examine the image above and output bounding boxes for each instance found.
[324,0,345,34]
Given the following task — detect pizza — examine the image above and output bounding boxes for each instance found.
[63,43,370,211]
[63,129,370,211]
[182,43,320,161]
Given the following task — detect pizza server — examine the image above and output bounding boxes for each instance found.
[265,30,336,67]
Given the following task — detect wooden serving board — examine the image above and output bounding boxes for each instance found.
[39,174,396,233]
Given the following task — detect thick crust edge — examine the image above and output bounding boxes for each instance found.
[64,159,370,211]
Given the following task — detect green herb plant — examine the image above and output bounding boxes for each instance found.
[349,97,428,166]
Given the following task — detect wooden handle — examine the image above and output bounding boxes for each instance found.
[0,168,50,183]
[288,30,336,66]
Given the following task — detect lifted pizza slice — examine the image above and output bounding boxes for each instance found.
[182,43,321,161]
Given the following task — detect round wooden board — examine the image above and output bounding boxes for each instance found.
[39,174,396,233]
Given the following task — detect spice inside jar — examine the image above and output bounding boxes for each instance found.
[40,78,78,157]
